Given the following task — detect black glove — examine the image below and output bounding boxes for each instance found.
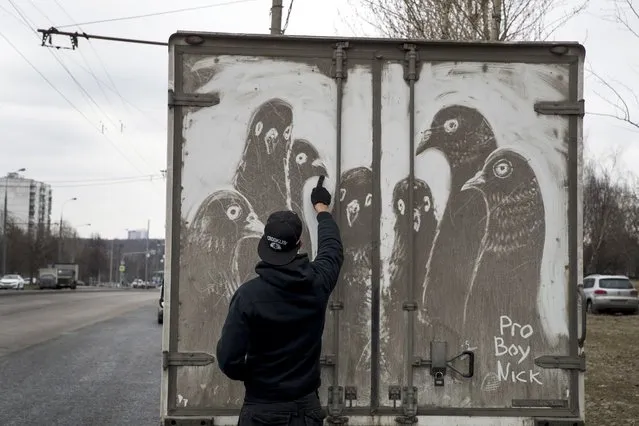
[311,176,331,206]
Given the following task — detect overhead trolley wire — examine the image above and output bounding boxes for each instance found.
[55,0,260,28]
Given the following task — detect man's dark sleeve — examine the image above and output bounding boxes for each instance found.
[216,291,250,381]
[311,211,344,294]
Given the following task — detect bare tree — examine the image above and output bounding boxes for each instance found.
[588,0,639,130]
[349,0,588,41]
[583,151,639,276]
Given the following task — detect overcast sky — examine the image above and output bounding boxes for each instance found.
[1,0,637,239]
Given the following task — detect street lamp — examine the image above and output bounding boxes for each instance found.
[2,167,26,275]
[57,197,77,261]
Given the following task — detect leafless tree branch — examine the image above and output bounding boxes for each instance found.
[587,61,639,130]
[348,0,588,41]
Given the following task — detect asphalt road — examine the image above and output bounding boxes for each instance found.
[0,289,162,426]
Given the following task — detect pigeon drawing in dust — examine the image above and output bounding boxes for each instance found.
[337,166,374,395]
[460,148,547,401]
[382,177,438,378]
[182,190,264,307]
[233,98,294,281]
[233,98,294,221]
[416,105,498,347]
[288,138,328,257]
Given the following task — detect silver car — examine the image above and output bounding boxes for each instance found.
[0,274,25,290]
[583,274,639,314]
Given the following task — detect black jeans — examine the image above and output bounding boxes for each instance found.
[238,391,327,426]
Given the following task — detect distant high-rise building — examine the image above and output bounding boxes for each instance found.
[0,173,52,235]
[127,229,149,240]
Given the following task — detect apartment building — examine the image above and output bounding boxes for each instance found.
[0,172,52,234]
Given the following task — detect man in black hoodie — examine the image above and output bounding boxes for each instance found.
[216,176,343,426]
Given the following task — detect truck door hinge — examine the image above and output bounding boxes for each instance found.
[162,351,216,370]
[320,355,336,366]
[534,100,584,117]
[512,399,569,408]
[331,42,349,80]
[395,386,417,424]
[344,386,357,408]
[326,386,348,424]
[403,44,420,82]
[402,302,418,311]
[534,354,586,372]
[329,301,344,310]
[168,90,220,108]
[534,419,584,426]
[163,418,214,426]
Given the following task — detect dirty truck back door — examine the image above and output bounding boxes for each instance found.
[161,32,585,426]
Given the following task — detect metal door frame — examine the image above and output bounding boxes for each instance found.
[163,32,584,420]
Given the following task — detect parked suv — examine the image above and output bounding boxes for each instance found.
[583,274,639,315]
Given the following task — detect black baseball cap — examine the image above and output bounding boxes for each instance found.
[257,210,303,266]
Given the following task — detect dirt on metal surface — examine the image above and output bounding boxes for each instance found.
[585,308,639,425]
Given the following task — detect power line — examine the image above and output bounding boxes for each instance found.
[45,174,164,184]
[52,176,165,188]
[61,54,163,125]
[9,0,118,128]
[0,29,145,175]
[53,0,129,113]
[8,0,160,176]
[55,0,259,28]
[1,176,164,188]
[282,0,295,34]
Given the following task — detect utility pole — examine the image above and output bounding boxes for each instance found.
[109,239,114,284]
[144,219,150,284]
[2,177,8,276]
[492,0,503,40]
[270,0,283,35]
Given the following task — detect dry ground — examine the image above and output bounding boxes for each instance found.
[585,283,639,425]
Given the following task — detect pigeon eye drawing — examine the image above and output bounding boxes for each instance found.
[296,153,307,165]
[444,118,459,133]
[423,195,431,212]
[492,158,513,179]
[396,199,406,216]
[226,205,242,221]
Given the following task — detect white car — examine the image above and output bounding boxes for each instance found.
[0,274,26,290]
[583,274,639,315]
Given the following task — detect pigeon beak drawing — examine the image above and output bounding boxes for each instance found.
[243,212,265,237]
[312,158,328,178]
[346,200,360,228]
[263,129,279,155]
[461,170,486,192]
[413,208,421,232]
[415,128,433,155]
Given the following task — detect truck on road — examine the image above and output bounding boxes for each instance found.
[161,32,586,426]
[38,263,79,290]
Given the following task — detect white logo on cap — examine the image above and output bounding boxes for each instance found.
[266,235,287,251]
[269,242,282,251]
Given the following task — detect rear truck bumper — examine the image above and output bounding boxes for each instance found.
[160,416,584,426]
[593,298,639,311]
